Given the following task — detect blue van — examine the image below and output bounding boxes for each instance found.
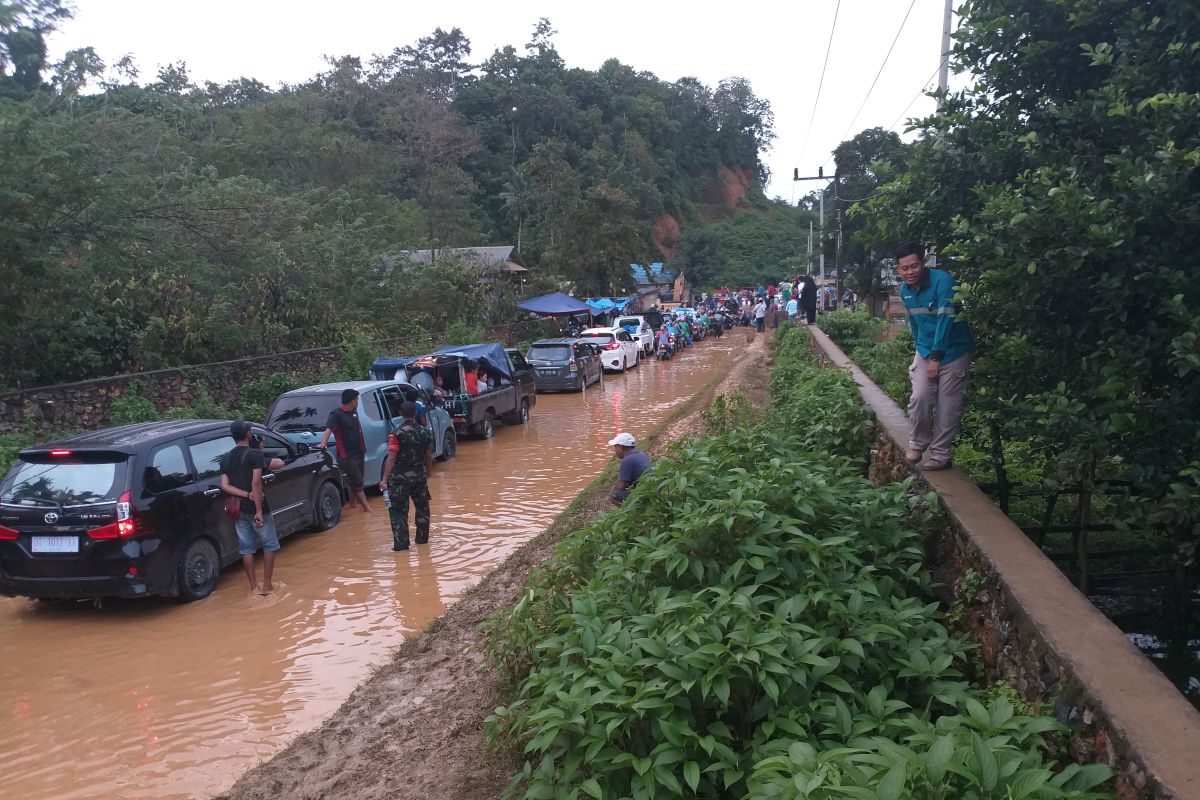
[266,380,456,487]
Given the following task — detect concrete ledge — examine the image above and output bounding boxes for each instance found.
[808,325,1200,800]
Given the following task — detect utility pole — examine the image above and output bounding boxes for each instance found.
[794,166,833,285]
[833,169,842,309]
[808,220,814,274]
[938,0,952,96]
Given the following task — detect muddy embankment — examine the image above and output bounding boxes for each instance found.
[218,331,771,800]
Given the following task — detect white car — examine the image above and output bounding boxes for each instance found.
[579,327,641,372]
[614,315,655,354]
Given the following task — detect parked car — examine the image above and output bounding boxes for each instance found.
[369,343,537,440]
[525,338,603,392]
[579,327,641,372]
[0,420,344,602]
[267,380,456,487]
[614,315,656,354]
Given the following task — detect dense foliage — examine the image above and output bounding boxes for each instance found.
[847,0,1200,544]
[668,202,818,290]
[485,326,1112,800]
[0,4,773,388]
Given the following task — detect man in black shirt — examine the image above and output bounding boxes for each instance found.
[317,388,372,512]
[221,421,281,594]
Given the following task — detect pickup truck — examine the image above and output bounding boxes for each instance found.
[266,379,457,487]
[370,343,537,440]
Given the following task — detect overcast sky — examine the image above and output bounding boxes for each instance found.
[48,0,959,200]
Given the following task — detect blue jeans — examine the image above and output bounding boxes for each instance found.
[234,512,280,555]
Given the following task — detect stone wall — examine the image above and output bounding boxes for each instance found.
[0,346,345,435]
[808,327,1200,800]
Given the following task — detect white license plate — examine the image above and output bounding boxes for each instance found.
[32,536,79,554]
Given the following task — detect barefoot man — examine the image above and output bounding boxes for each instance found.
[317,388,372,512]
[221,421,283,594]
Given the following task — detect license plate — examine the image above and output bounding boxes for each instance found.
[32,536,79,554]
[538,370,557,376]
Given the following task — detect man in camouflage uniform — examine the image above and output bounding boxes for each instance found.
[377,401,433,551]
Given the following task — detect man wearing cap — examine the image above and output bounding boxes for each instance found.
[220,421,285,594]
[608,432,651,506]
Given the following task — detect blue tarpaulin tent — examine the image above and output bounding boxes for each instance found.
[370,343,515,382]
[517,292,593,317]
[585,296,635,315]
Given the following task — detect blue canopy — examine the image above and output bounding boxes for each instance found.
[517,292,593,317]
[585,296,635,314]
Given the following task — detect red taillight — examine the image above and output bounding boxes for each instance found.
[567,358,577,369]
[88,492,149,540]
[49,449,72,457]
[0,524,18,541]
[604,342,620,351]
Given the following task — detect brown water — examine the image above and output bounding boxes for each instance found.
[0,335,747,800]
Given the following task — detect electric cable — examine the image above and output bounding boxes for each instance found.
[795,0,842,169]
[837,0,920,144]
[887,58,946,131]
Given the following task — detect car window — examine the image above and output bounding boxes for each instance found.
[143,443,192,495]
[579,335,614,346]
[379,386,405,420]
[257,431,293,462]
[572,344,590,359]
[530,345,571,362]
[618,331,632,342]
[509,351,532,370]
[360,390,383,421]
[2,457,126,506]
[188,436,235,481]
[267,393,340,432]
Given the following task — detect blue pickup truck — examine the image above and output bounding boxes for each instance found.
[266,380,456,488]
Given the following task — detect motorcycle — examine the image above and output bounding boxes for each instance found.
[657,338,672,360]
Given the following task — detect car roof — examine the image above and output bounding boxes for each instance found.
[25,419,239,456]
[581,327,621,334]
[530,338,583,345]
[279,379,409,397]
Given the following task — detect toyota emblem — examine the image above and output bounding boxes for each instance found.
[44,512,59,525]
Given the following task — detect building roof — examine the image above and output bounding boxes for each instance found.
[630,262,675,287]
[387,246,528,274]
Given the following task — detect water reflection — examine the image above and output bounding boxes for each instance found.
[0,336,745,799]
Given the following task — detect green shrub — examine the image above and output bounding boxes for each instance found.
[443,319,487,346]
[485,325,1112,800]
[238,372,306,422]
[109,383,160,425]
[817,310,886,353]
[336,332,377,381]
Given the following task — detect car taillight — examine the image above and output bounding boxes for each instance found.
[49,449,72,457]
[0,524,18,541]
[567,358,577,370]
[88,491,150,539]
[604,342,620,350]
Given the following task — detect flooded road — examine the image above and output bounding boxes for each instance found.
[0,334,748,800]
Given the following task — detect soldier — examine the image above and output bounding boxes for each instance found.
[377,400,433,551]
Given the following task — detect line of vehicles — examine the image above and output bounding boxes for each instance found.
[0,319,719,605]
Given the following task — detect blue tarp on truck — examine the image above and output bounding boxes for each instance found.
[369,342,514,383]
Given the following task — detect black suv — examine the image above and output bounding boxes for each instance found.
[0,420,344,602]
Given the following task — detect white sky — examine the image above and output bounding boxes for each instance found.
[48,0,960,200]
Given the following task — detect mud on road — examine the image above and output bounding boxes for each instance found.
[218,331,770,800]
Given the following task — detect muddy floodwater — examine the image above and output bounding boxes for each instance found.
[0,334,748,800]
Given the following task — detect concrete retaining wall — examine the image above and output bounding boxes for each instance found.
[807,326,1200,800]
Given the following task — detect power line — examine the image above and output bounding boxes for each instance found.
[887,58,946,131]
[837,0,920,145]
[795,0,842,169]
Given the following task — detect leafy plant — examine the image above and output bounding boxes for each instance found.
[109,383,160,425]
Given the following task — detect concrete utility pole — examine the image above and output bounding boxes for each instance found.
[808,220,814,274]
[833,169,842,308]
[938,0,952,95]
[794,166,833,285]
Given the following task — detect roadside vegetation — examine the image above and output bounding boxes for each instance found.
[484,326,1112,800]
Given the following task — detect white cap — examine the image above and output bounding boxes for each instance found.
[607,432,636,447]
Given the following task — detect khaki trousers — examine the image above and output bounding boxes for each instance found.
[907,352,970,463]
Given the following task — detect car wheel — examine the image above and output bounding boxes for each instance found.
[176,538,220,602]
[437,428,457,461]
[311,480,342,531]
[620,355,628,373]
[516,399,530,425]
[576,374,585,391]
[478,413,495,440]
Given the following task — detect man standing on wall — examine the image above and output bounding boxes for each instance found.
[896,242,974,471]
[378,401,433,551]
[317,388,372,512]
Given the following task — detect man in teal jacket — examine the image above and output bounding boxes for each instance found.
[896,242,974,470]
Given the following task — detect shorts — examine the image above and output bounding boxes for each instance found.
[341,451,366,491]
[235,512,280,555]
